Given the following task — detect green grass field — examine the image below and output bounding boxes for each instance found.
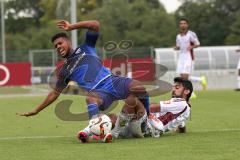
[0,90,240,160]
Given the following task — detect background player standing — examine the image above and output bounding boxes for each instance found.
[174,18,207,98]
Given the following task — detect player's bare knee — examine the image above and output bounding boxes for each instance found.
[122,106,135,115]
[125,94,138,108]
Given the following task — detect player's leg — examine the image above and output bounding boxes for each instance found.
[189,61,207,90]
[128,80,150,115]
[85,92,103,119]
[111,94,146,138]
[77,92,112,143]
[129,99,148,138]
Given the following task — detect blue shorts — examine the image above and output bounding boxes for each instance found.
[92,75,132,111]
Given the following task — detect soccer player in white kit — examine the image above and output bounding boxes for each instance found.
[174,18,207,93]
[236,48,240,91]
[111,77,193,138]
[148,77,192,136]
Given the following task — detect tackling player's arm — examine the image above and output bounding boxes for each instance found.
[150,103,161,113]
[57,20,99,32]
[18,90,61,117]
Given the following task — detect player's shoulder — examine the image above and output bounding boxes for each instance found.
[171,98,188,106]
[160,98,185,105]
[176,33,181,38]
[188,30,198,37]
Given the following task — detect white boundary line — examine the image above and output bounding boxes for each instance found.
[0,128,239,141]
[0,135,72,140]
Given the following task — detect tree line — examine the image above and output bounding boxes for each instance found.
[0,0,240,54]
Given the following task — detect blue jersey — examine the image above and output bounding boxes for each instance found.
[55,31,111,92]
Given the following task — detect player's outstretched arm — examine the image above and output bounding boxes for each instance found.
[18,90,60,117]
[57,20,99,32]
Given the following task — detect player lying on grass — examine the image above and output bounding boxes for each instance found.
[148,77,192,135]
[18,19,150,143]
[107,77,192,139]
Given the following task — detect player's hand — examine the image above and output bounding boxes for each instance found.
[187,45,193,51]
[17,110,38,117]
[57,20,72,31]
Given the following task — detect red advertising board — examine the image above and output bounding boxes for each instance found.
[0,62,31,86]
[103,58,155,81]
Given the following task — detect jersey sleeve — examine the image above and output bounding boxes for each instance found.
[84,31,99,47]
[160,99,187,114]
[190,31,200,46]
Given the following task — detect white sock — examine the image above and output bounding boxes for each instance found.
[189,76,202,82]
[111,111,132,138]
[237,76,240,89]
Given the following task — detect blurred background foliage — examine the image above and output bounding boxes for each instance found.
[0,0,240,52]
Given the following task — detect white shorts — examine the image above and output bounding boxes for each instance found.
[237,59,240,69]
[176,59,193,74]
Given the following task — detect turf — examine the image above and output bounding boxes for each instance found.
[0,90,240,160]
[0,86,31,94]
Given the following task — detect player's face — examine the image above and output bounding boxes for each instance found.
[53,37,71,58]
[179,20,189,31]
[172,82,185,98]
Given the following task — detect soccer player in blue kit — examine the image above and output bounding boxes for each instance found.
[19,20,150,143]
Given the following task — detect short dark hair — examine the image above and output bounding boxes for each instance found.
[179,18,189,24]
[51,32,69,43]
[174,77,193,102]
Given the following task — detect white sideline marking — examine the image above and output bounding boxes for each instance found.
[0,135,72,140]
[0,129,239,141]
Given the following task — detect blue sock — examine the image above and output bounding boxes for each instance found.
[139,93,150,115]
[87,103,100,119]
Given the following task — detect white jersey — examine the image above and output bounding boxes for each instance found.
[155,98,191,132]
[176,30,200,74]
